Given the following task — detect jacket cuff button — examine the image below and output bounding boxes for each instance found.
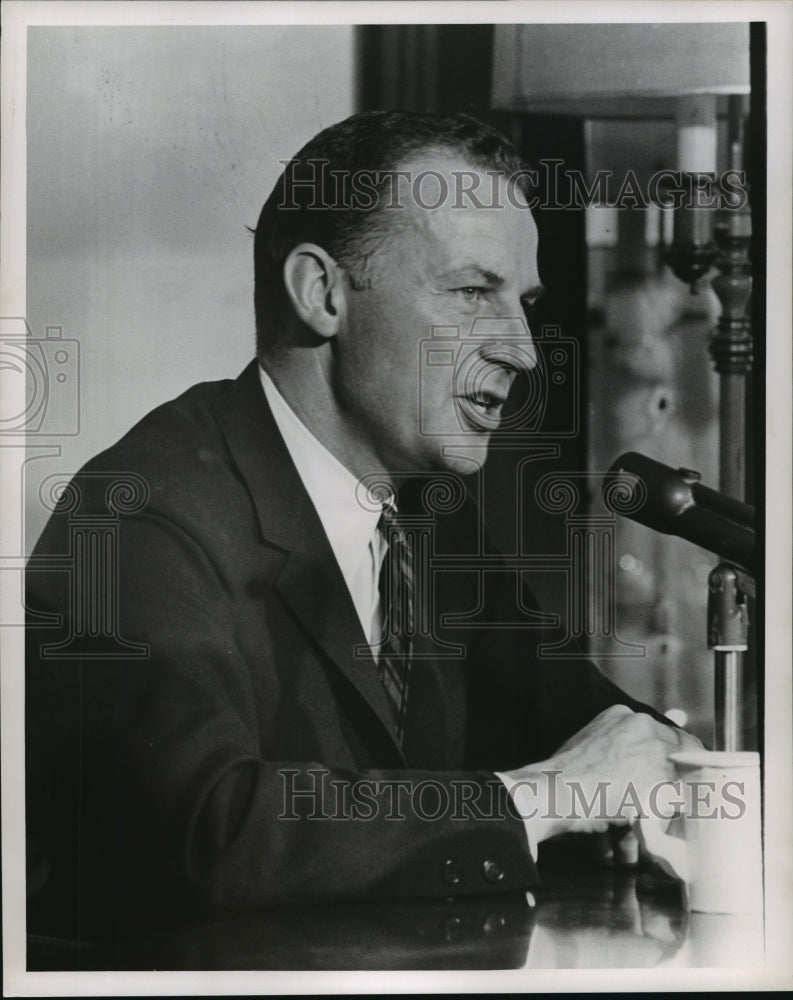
[482,859,505,884]
[442,859,464,885]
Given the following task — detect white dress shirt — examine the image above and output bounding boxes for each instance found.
[258,364,538,860]
[259,365,387,645]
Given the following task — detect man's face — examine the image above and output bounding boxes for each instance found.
[334,152,541,478]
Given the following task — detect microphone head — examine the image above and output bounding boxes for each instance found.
[603,452,755,572]
[603,452,700,529]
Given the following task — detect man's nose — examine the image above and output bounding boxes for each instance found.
[472,313,538,374]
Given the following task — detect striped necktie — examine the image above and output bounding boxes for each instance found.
[376,504,414,741]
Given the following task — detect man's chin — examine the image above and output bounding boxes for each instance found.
[435,438,492,476]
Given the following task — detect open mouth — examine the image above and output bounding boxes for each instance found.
[466,390,505,415]
[456,390,507,429]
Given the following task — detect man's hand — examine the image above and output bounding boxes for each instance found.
[499,705,703,847]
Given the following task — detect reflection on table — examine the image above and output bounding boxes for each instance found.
[27,838,764,971]
[526,839,764,969]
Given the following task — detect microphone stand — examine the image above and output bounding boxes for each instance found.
[709,563,754,751]
[664,95,754,750]
[604,453,755,751]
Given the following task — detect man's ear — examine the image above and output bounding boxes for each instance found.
[282,243,347,338]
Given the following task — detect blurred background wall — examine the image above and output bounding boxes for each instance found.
[25,25,355,547]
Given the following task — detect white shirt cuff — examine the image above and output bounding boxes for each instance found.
[494,771,539,862]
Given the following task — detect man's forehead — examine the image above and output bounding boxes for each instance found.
[388,162,536,256]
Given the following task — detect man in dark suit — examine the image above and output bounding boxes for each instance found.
[26,111,698,935]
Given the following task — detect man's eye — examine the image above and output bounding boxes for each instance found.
[522,297,541,324]
[455,286,486,302]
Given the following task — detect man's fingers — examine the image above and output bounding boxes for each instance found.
[603,703,634,720]
[655,719,690,747]
[554,703,634,752]
[675,727,705,751]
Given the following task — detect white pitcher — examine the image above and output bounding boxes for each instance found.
[639,749,763,914]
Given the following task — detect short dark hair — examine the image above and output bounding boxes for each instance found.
[252,110,531,357]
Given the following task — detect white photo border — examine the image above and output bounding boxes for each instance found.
[2,1,791,994]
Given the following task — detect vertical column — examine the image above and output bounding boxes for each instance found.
[537,473,644,659]
[40,473,150,659]
[708,96,753,750]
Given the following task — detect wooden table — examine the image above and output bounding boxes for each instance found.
[27,839,764,972]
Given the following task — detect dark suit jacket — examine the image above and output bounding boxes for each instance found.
[26,361,663,935]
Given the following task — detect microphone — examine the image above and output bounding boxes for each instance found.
[603,452,755,574]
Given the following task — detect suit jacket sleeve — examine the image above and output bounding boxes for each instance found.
[26,498,535,932]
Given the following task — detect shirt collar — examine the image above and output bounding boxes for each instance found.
[258,364,383,583]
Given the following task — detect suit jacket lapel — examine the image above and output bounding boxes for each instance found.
[212,361,405,759]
